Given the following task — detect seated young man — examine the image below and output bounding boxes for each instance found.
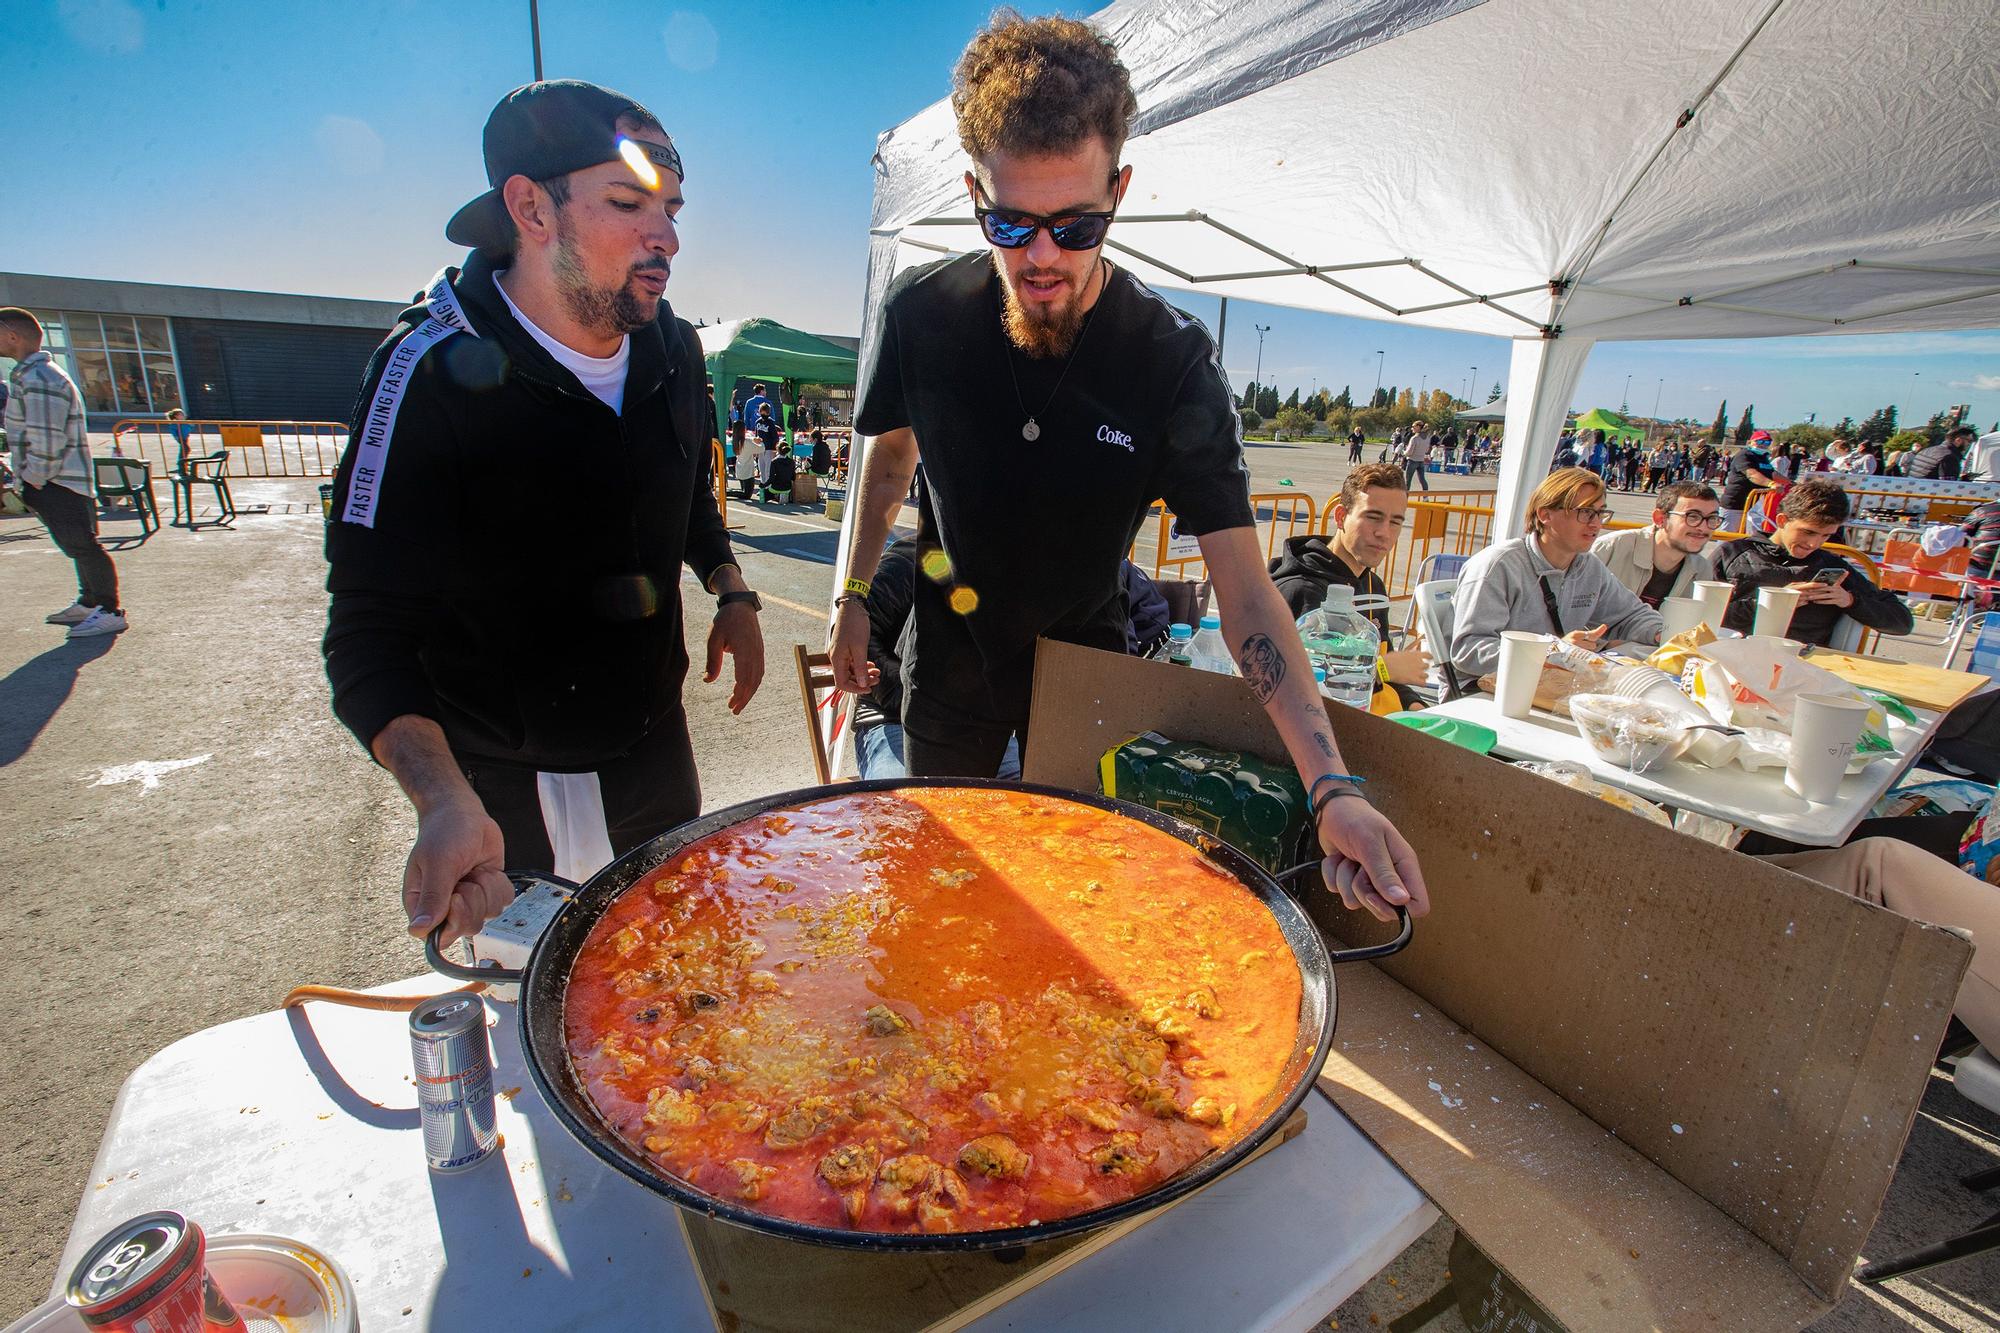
[1713,478,1913,646]
[1450,467,1663,679]
[1589,480,1721,607]
[1268,461,1431,691]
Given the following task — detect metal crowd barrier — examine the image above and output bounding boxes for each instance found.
[1142,491,1319,580]
[111,419,348,478]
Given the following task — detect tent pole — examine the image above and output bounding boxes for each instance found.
[1215,297,1228,366]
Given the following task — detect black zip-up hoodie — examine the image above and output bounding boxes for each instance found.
[1267,534,1391,635]
[322,256,733,771]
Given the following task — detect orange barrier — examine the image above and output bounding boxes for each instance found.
[1141,491,1318,580]
[112,418,346,478]
[713,439,729,528]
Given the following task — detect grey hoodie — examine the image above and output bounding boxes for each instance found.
[1449,534,1664,677]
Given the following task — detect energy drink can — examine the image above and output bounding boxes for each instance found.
[65,1210,247,1332]
[409,992,499,1172]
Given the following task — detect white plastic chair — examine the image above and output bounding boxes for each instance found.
[1412,578,1462,699]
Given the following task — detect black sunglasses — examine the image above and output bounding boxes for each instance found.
[972,174,1119,251]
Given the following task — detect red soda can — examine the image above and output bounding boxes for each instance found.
[64,1210,247,1332]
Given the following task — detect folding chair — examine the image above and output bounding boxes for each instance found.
[1411,578,1463,700]
[792,644,852,785]
[93,457,160,535]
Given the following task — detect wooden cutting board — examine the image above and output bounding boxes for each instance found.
[677,1107,1307,1333]
[1803,649,1990,712]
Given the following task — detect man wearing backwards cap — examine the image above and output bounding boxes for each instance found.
[323,80,763,945]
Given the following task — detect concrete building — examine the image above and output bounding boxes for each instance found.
[0,272,405,430]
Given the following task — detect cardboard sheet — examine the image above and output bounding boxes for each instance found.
[1024,641,1972,1328]
[1805,649,1990,712]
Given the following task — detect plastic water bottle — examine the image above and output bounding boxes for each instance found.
[1187,614,1237,676]
[1298,585,1379,708]
[1158,622,1194,666]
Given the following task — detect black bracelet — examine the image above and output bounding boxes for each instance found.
[1310,784,1370,823]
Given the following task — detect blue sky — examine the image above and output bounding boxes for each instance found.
[11,0,1998,432]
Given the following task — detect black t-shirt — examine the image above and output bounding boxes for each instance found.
[1637,561,1678,608]
[1718,450,1768,508]
[855,252,1253,722]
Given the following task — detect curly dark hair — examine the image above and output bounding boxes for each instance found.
[951,9,1138,160]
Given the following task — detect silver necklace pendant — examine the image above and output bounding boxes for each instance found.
[1022,419,1041,442]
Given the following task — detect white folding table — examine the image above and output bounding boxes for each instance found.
[50,979,1436,1332]
[1420,693,1947,846]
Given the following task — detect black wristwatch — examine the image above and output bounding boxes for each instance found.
[717,590,762,613]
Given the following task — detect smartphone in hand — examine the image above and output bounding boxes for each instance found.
[1810,568,1848,586]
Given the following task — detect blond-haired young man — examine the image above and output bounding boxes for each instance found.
[1450,467,1663,678]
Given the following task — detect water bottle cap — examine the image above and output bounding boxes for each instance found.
[1168,623,1193,639]
[1313,667,1327,682]
[1199,614,1222,630]
[1321,583,1355,607]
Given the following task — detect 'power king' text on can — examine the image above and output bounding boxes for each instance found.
[410,993,499,1171]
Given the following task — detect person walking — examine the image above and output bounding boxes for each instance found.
[1400,418,1436,493]
[1,308,127,639]
[322,80,764,943]
[1348,424,1364,463]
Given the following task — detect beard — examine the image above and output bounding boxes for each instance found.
[996,253,1096,358]
[553,216,666,336]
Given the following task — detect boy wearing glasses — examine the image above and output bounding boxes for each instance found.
[1449,467,1663,678]
[829,13,1428,926]
[1590,481,1721,608]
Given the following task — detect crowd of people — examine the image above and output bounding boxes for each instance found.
[1381,421,1499,485]
[1554,422,1988,499]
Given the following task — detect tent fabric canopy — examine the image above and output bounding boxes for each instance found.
[1572,408,1645,439]
[698,317,857,443]
[1457,395,1507,424]
[856,0,2000,541]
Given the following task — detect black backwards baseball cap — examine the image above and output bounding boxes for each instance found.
[446,79,685,255]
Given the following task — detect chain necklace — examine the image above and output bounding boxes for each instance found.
[1003,258,1109,443]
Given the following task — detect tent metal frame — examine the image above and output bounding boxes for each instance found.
[876,210,1549,331]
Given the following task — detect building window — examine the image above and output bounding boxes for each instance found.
[20,309,187,416]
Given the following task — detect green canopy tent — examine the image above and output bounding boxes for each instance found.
[698,317,858,446]
[1570,407,1645,440]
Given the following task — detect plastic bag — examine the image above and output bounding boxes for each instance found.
[1686,636,1890,749]
[1513,760,1672,826]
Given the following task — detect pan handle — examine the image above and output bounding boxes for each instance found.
[1275,861,1414,963]
[422,869,583,983]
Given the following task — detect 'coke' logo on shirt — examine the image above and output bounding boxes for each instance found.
[1097,424,1135,452]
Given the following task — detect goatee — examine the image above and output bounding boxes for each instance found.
[554,217,664,336]
[997,255,1096,359]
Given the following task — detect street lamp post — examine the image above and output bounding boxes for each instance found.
[529,0,544,79]
[1653,378,1663,417]
[1621,374,1632,413]
[1373,349,1385,399]
[1254,324,1272,388]
[1904,372,1920,426]
[1469,367,1478,405]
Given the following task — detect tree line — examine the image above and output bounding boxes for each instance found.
[1236,379,1502,439]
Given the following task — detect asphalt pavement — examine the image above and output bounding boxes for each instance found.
[2,449,1995,1328]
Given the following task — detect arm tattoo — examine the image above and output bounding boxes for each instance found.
[1314,732,1337,759]
[1238,633,1286,703]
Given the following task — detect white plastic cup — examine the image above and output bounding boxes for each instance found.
[1754,585,1803,638]
[1691,580,1733,626]
[1495,631,1554,720]
[1785,693,1871,803]
[1659,596,1703,640]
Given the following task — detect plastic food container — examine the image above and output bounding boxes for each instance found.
[1568,693,1695,773]
[3,1234,367,1333]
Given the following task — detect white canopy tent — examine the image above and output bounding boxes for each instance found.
[852,0,2000,554]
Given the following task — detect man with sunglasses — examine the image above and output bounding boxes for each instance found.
[830,13,1428,925]
[1450,467,1663,678]
[1590,481,1721,607]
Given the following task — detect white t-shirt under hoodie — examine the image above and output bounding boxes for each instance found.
[495,273,630,414]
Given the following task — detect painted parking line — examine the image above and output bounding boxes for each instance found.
[782,547,834,564]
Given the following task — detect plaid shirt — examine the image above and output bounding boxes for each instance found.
[5,351,93,497]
